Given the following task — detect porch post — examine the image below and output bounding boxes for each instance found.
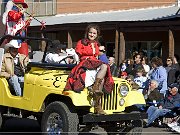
[68,31,73,48]
[115,29,119,65]
[168,29,174,57]
[119,31,125,65]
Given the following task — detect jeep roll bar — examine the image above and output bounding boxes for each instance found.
[0,35,52,63]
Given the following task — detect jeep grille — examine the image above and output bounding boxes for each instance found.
[101,82,119,110]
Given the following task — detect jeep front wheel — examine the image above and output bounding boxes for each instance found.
[41,101,79,135]
[0,112,2,130]
[125,119,143,135]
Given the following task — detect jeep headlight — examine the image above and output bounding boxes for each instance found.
[119,98,125,106]
[119,85,129,97]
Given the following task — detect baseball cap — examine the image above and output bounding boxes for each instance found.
[168,83,179,89]
[121,71,127,76]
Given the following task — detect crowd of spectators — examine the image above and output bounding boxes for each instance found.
[116,50,180,132]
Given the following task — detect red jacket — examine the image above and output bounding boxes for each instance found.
[8,10,23,22]
[75,39,99,61]
[64,39,114,94]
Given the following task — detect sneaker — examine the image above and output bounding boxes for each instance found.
[167,122,178,128]
[143,119,148,124]
[172,125,180,133]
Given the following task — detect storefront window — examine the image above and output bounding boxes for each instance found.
[126,41,162,61]
[27,0,56,16]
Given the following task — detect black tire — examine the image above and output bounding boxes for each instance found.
[126,120,143,135]
[41,101,79,135]
[0,112,2,130]
[36,115,42,126]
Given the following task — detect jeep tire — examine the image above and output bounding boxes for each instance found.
[126,119,143,135]
[41,101,79,135]
[0,111,2,130]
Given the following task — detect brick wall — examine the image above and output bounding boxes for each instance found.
[57,0,177,14]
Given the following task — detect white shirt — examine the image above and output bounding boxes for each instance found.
[143,64,150,73]
[45,53,66,63]
[134,76,147,93]
[14,55,19,65]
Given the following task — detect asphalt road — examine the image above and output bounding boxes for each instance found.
[0,118,179,135]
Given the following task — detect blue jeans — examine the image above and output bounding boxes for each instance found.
[9,75,24,96]
[147,106,170,126]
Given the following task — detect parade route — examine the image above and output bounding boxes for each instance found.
[0,118,179,135]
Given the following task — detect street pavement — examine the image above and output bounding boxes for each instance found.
[0,118,179,135]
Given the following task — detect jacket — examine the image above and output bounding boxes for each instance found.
[160,92,180,110]
[146,88,163,102]
[110,63,119,77]
[65,39,114,93]
[99,53,108,64]
[75,39,99,61]
[0,53,29,78]
[150,66,168,94]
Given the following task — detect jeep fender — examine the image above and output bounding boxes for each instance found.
[125,91,146,107]
[63,88,91,106]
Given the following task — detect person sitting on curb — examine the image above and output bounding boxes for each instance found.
[0,40,29,96]
[145,83,180,127]
[144,80,163,102]
[143,80,163,108]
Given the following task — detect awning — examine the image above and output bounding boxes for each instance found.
[30,5,180,26]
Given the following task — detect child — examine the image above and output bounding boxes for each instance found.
[126,75,140,90]
[134,68,147,93]
[120,71,127,80]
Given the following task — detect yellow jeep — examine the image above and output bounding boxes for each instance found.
[0,35,147,134]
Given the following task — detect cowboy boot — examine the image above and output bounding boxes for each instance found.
[94,93,106,115]
[92,78,103,96]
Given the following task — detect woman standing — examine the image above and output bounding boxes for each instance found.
[142,56,150,77]
[64,24,114,114]
[150,57,167,96]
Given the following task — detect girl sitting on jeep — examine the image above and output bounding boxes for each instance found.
[64,24,114,115]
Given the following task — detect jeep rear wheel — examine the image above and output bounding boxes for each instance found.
[41,101,79,135]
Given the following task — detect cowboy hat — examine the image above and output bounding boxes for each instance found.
[4,40,21,50]
[13,0,28,8]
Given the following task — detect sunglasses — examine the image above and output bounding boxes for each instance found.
[9,48,18,52]
[99,50,105,52]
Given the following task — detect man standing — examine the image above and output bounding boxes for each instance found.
[132,53,144,77]
[2,0,32,55]
[3,0,31,36]
[108,57,119,77]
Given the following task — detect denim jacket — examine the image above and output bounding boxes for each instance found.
[150,66,168,94]
[161,92,180,110]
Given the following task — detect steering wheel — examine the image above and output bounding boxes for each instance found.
[59,56,70,64]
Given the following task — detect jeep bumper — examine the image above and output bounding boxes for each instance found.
[83,112,147,123]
